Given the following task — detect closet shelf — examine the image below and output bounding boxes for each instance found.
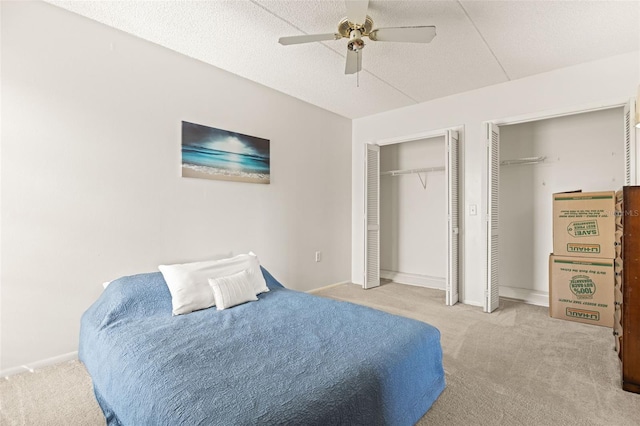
[380,166,445,189]
[500,156,546,166]
[380,166,445,176]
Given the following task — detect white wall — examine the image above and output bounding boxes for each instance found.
[499,108,624,304]
[380,137,446,285]
[0,2,352,371]
[353,50,639,306]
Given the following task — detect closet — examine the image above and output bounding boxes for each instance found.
[489,106,629,310]
[364,130,459,306]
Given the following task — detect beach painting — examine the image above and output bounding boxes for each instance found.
[181,121,270,184]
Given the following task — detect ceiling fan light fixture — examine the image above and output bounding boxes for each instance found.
[348,29,365,52]
[348,38,365,52]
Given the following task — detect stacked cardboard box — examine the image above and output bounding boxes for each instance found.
[549,191,615,327]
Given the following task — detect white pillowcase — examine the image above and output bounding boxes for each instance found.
[208,270,258,310]
[159,252,268,315]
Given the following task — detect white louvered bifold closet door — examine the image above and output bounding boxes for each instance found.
[624,100,637,185]
[446,130,460,306]
[485,123,500,313]
[364,144,380,289]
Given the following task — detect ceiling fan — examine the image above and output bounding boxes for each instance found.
[278,0,436,75]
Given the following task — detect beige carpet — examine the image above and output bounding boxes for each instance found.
[319,283,640,426]
[0,358,104,425]
[1,282,639,425]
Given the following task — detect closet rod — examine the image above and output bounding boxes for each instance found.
[380,166,445,176]
[500,156,546,166]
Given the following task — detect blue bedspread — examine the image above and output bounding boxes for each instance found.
[79,269,445,425]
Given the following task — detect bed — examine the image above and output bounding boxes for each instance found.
[79,268,445,425]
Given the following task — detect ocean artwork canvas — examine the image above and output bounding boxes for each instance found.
[181,121,270,184]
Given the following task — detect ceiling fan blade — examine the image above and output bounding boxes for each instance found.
[369,26,436,43]
[345,49,362,75]
[345,0,369,25]
[279,33,341,45]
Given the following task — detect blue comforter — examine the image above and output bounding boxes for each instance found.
[80,268,445,425]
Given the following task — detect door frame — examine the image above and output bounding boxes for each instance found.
[363,125,464,304]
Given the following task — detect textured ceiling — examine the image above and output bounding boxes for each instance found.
[47,1,640,119]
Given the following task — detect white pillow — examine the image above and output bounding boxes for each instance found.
[208,270,258,310]
[245,251,269,295]
[159,252,268,315]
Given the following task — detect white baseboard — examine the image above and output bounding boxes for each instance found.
[307,281,353,294]
[1,351,78,378]
[380,270,446,290]
[500,286,549,307]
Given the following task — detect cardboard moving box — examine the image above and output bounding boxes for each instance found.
[553,191,616,259]
[549,254,613,327]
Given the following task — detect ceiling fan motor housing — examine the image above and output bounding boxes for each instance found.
[338,16,374,38]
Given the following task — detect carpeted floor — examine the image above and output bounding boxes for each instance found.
[1,282,639,425]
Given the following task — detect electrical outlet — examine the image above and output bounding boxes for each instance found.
[315,251,322,262]
[469,204,477,216]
